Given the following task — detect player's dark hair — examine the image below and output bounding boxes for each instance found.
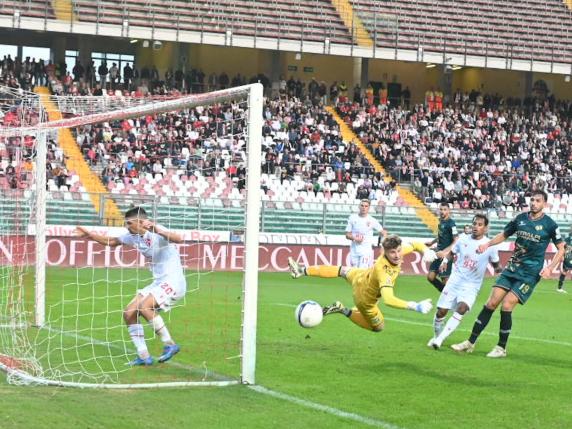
[382,235,402,251]
[473,213,489,226]
[124,206,148,219]
[439,202,450,208]
[531,190,548,202]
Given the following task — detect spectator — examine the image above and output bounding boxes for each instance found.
[123,63,133,90]
[109,63,119,89]
[98,61,109,88]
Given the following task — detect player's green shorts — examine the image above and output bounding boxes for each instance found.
[562,260,572,272]
[429,257,453,277]
[495,270,541,304]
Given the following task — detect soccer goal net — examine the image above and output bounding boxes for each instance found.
[0,84,263,388]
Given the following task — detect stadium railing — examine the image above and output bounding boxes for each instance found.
[4,190,570,239]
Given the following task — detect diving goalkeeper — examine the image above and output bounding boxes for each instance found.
[288,235,440,332]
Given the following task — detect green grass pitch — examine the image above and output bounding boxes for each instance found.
[1,269,571,428]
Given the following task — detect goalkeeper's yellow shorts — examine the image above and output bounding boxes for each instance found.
[345,268,384,329]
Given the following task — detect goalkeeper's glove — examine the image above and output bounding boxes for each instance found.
[407,298,433,314]
[422,249,438,263]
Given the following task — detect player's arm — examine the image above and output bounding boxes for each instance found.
[373,219,387,239]
[540,241,565,279]
[345,216,353,241]
[75,226,121,247]
[402,240,428,256]
[476,231,508,254]
[141,220,184,243]
[436,240,457,260]
[478,216,518,253]
[402,240,439,263]
[491,260,502,274]
[345,231,363,243]
[377,228,387,246]
[345,231,356,241]
[439,236,462,270]
[375,220,387,246]
[437,223,459,258]
[380,285,432,314]
[486,245,502,274]
[380,285,409,310]
[439,249,455,273]
[425,238,437,247]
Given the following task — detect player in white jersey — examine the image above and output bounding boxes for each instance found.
[345,199,387,268]
[427,214,501,349]
[75,206,186,366]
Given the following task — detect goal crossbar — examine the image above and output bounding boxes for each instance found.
[0,84,258,138]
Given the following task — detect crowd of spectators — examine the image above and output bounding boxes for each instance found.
[339,90,572,210]
[72,95,397,202]
[0,132,69,191]
[0,54,273,96]
[0,54,388,200]
[0,54,70,191]
[1,54,359,105]
[0,55,48,91]
[2,53,572,210]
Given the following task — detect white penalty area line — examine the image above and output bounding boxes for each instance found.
[270,303,572,347]
[248,384,401,429]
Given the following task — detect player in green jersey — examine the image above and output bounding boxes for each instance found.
[425,202,458,292]
[557,230,572,293]
[452,190,565,358]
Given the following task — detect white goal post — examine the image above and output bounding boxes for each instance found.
[0,83,263,388]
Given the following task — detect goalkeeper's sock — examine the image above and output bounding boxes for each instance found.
[305,265,340,278]
[468,306,494,344]
[433,314,446,337]
[435,312,463,344]
[498,310,512,349]
[128,324,150,358]
[429,278,444,292]
[558,274,565,289]
[150,315,173,344]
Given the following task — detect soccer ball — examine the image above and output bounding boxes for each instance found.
[295,300,323,328]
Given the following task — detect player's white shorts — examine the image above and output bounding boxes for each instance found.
[137,276,186,312]
[350,251,374,268]
[436,280,481,311]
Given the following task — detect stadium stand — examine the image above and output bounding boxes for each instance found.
[70,0,353,45]
[3,1,572,63]
[337,94,572,217]
[2,44,572,237]
[4,70,572,236]
[0,0,55,20]
[351,0,572,62]
[75,97,394,206]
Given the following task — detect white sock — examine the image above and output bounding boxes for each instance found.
[433,315,446,337]
[128,324,149,358]
[435,312,464,344]
[150,315,173,344]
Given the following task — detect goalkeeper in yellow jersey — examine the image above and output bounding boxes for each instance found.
[288,235,441,332]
